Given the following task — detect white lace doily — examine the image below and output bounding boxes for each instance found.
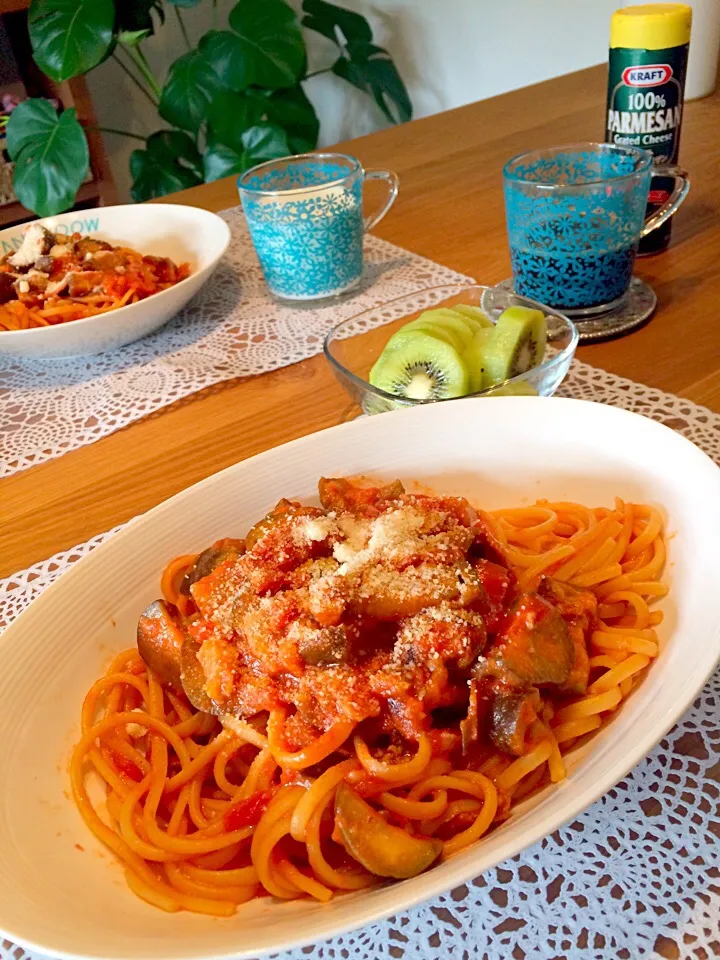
[0,210,468,477]
[1,360,719,960]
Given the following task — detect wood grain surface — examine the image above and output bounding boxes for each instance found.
[3,64,720,577]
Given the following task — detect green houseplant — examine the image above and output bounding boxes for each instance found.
[6,0,412,217]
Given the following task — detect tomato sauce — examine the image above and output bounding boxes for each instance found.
[180,480,595,757]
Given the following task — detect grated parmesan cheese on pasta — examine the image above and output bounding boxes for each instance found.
[332,506,426,576]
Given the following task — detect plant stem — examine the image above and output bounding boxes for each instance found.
[89,125,147,142]
[128,46,163,100]
[212,0,218,31]
[112,52,158,107]
[304,67,332,79]
[175,8,192,52]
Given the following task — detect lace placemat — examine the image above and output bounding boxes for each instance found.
[0,210,469,478]
[1,360,719,960]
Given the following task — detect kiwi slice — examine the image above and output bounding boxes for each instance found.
[453,305,493,330]
[406,309,475,350]
[399,318,466,353]
[464,328,493,393]
[482,306,547,387]
[369,331,469,400]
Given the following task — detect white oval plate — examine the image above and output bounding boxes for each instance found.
[1,397,719,960]
[0,204,231,358]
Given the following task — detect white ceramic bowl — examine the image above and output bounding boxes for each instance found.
[1,397,719,960]
[0,204,231,358]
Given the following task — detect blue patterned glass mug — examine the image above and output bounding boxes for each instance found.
[503,143,689,314]
[238,153,399,301]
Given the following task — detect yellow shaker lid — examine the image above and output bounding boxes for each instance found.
[611,4,692,49]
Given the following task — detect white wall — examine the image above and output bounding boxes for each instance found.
[88,0,617,201]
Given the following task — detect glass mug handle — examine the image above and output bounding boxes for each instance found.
[640,165,690,238]
[363,169,399,232]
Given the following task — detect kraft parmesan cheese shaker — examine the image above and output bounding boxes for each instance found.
[606,3,692,253]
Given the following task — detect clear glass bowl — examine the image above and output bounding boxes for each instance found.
[324,283,578,415]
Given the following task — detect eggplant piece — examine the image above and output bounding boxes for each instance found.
[22,270,49,293]
[304,561,347,625]
[490,593,574,687]
[0,273,17,305]
[395,604,487,672]
[471,558,517,633]
[85,249,126,271]
[180,538,245,596]
[180,635,220,714]
[560,622,591,695]
[537,577,595,694]
[470,513,510,567]
[354,561,482,621]
[318,477,404,515]
[335,782,443,879]
[143,254,178,283]
[180,636,252,716]
[74,236,112,257]
[245,501,321,550]
[399,493,477,529]
[297,623,353,666]
[460,680,480,754]
[34,255,54,273]
[537,576,597,620]
[136,600,184,689]
[490,688,541,756]
[67,271,105,297]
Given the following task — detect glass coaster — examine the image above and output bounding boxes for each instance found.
[494,277,657,343]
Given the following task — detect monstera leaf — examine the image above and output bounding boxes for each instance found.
[302,0,372,43]
[301,1,411,125]
[6,101,89,217]
[28,0,115,81]
[228,0,305,89]
[198,30,252,91]
[159,50,225,133]
[130,130,204,201]
[206,91,265,151]
[333,41,412,124]
[208,87,318,156]
[258,87,319,153]
[203,124,290,182]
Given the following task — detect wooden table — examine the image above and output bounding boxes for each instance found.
[3,63,720,578]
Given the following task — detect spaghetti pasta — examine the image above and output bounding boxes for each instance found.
[71,479,667,914]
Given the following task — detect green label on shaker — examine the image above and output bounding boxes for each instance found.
[606,44,688,164]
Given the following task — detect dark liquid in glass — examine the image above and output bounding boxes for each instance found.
[510,246,636,310]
